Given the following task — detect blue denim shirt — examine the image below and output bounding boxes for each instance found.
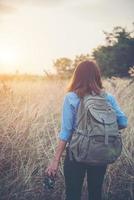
[59,92,128,141]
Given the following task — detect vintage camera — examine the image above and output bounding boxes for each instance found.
[43,175,55,190]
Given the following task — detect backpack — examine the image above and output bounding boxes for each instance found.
[68,91,122,165]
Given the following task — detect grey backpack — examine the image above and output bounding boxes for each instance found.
[68,92,122,165]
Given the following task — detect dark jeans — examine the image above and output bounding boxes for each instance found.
[63,150,107,200]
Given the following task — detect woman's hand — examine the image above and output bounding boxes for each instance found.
[45,139,67,177]
[45,159,60,177]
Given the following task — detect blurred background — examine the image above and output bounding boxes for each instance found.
[0,1,134,200]
[0,0,134,76]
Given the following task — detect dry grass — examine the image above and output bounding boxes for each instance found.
[0,78,133,200]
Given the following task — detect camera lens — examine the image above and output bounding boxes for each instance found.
[43,175,55,190]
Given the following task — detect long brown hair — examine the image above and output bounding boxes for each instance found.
[67,60,103,97]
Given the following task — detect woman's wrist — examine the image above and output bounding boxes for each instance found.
[53,157,60,163]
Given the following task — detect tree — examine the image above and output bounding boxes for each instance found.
[73,54,91,69]
[53,54,91,77]
[53,57,73,77]
[93,24,134,77]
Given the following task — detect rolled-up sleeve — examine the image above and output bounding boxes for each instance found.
[59,94,75,141]
[108,94,128,129]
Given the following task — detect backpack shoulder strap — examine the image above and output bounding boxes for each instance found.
[76,97,85,127]
[100,90,107,98]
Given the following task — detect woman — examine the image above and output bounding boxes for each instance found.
[45,60,128,200]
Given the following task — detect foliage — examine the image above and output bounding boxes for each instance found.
[53,54,91,77]
[53,24,134,78]
[128,66,134,78]
[53,57,73,77]
[92,25,134,77]
[72,54,91,69]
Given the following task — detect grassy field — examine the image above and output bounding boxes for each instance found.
[0,77,134,200]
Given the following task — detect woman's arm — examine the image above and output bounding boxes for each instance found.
[45,139,67,176]
[107,93,128,129]
[45,93,76,176]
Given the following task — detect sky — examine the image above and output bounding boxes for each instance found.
[0,0,134,74]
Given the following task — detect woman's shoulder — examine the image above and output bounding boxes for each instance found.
[105,92,117,104]
[65,91,79,98]
[105,92,114,99]
[64,91,80,107]
[65,91,115,101]
[64,91,117,106]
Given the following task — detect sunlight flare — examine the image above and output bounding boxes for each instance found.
[0,47,19,65]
